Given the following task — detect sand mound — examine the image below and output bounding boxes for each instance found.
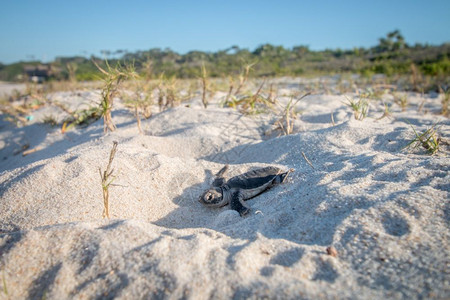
[0,86,449,299]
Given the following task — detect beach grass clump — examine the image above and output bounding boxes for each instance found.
[200,63,209,108]
[156,74,192,111]
[274,92,310,135]
[404,123,441,155]
[99,141,119,219]
[439,86,449,117]
[344,96,369,120]
[61,106,102,133]
[2,270,7,296]
[0,99,28,125]
[234,61,257,96]
[393,93,408,112]
[224,79,272,114]
[42,114,58,126]
[0,92,45,126]
[376,101,394,121]
[223,61,258,105]
[93,59,137,133]
[122,76,156,134]
[66,62,78,83]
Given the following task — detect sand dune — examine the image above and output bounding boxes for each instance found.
[0,82,449,299]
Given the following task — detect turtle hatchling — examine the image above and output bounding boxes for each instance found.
[199,165,293,216]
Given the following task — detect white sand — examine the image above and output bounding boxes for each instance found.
[0,80,449,299]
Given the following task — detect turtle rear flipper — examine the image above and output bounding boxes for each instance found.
[212,164,229,187]
[230,190,250,216]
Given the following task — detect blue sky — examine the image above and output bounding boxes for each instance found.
[0,0,449,64]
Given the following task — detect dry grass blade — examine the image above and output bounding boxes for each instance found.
[200,63,209,108]
[240,78,267,114]
[99,141,119,219]
[224,76,234,105]
[234,61,257,96]
[301,151,315,169]
[134,106,143,134]
[2,270,7,296]
[22,147,41,157]
[439,86,449,117]
[275,92,311,135]
[122,75,155,134]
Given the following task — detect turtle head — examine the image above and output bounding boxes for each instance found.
[199,187,227,207]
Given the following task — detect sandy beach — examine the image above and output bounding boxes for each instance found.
[0,79,449,299]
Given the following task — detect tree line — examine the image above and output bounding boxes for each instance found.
[0,31,448,83]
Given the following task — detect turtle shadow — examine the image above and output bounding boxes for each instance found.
[153,169,224,229]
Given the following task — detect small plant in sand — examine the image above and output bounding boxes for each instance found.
[99,141,119,219]
[0,90,48,126]
[234,61,257,96]
[375,101,394,121]
[42,114,58,126]
[410,63,423,92]
[2,270,7,296]
[344,96,369,120]
[404,123,441,155]
[223,61,258,105]
[0,100,29,126]
[61,106,102,133]
[393,93,408,112]
[156,74,188,111]
[200,63,209,108]
[273,92,310,135]
[122,76,156,134]
[93,60,137,133]
[439,86,449,117]
[224,79,272,115]
[66,62,78,83]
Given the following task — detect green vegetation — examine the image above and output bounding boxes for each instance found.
[62,106,102,133]
[93,60,137,133]
[1,31,448,92]
[404,122,441,155]
[2,270,7,296]
[274,92,310,135]
[344,96,370,120]
[99,141,119,219]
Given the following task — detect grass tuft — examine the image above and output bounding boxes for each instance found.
[200,63,209,108]
[439,86,449,117]
[93,59,137,133]
[61,106,102,133]
[99,141,119,219]
[274,92,310,135]
[393,93,408,112]
[375,101,394,121]
[344,96,369,120]
[404,122,441,155]
[42,114,58,126]
[2,270,7,296]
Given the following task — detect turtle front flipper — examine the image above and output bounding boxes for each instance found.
[230,190,250,216]
[212,164,229,187]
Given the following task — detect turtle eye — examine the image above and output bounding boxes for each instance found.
[207,194,213,201]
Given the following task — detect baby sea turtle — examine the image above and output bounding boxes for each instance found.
[199,165,293,216]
